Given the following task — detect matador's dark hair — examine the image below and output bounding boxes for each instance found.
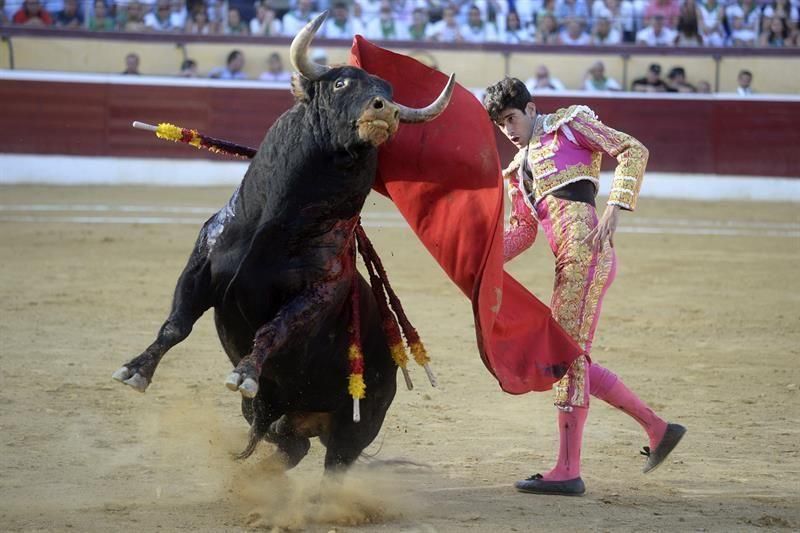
[483,77,532,123]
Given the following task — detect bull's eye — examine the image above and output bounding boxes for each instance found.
[334,78,349,91]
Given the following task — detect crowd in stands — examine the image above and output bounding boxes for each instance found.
[2,0,799,47]
[121,46,758,95]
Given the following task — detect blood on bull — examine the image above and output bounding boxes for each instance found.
[112,13,454,472]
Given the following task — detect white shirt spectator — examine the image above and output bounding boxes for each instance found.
[461,21,499,41]
[584,76,621,91]
[525,76,566,93]
[592,24,623,43]
[282,8,318,36]
[365,16,409,39]
[323,18,357,39]
[592,0,635,33]
[725,1,761,33]
[559,27,591,44]
[636,24,677,44]
[501,26,536,43]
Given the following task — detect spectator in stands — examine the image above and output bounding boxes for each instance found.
[321,2,351,39]
[500,10,534,43]
[461,4,498,42]
[185,6,217,34]
[583,60,621,91]
[349,2,368,35]
[674,0,702,46]
[556,0,589,27]
[535,13,560,43]
[209,49,248,79]
[224,7,249,34]
[644,0,679,28]
[636,14,677,45]
[726,0,760,37]
[145,0,176,31]
[474,0,509,31]
[168,0,187,28]
[427,5,464,42]
[666,66,696,92]
[259,52,291,81]
[250,2,281,35]
[631,63,669,91]
[592,0,635,42]
[728,15,758,46]
[536,0,557,24]
[366,3,407,39]
[759,15,792,46]
[407,7,430,41]
[696,80,712,93]
[179,58,199,77]
[282,0,316,36]
[559,17,590,44]
[12,0,54,25]
[762,0,799,33]
[736,69,753,94]
[121,1,148,31]
[121,52,140,75]
[89,0,114,29]
[357,0,382,21]
[55,0,82,27]
[696,0,724,47]
[591,15,622,44]
[525,64,566,93]
[0,0,8,25]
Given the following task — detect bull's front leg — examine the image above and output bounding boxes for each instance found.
[112,251,211,392]
[225,276,347,398]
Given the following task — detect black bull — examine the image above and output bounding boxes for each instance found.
[113,15,454,472]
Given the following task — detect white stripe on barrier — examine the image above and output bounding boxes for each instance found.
[0,212,797,237]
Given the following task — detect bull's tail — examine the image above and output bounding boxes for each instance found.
[236,425,266,460]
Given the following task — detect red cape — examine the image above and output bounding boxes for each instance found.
[349,37,582,394]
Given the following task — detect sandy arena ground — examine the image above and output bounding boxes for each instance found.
[0,185,798,532]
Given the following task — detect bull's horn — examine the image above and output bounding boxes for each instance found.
[396,74,456,123]
[290,11,331,81]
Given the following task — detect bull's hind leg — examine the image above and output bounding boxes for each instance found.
[113,244,212,392]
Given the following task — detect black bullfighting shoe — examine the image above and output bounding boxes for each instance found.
[514,474,586,496]
[642,423,687,474]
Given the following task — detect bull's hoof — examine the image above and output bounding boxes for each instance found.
[112,366,149,392]
[224,371,259,398]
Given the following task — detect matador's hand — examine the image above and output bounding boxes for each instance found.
[584,204,621,251]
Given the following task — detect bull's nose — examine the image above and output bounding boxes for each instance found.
[372,97,385,110]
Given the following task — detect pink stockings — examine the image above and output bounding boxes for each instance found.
[540,363,668,481]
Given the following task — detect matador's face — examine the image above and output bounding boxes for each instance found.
[497,102,536,149]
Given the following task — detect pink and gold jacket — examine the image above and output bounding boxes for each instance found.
[503,105,649,261]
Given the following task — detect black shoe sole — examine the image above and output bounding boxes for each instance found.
[643,423,687,474]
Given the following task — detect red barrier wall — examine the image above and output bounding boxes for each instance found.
[2,78,798,177]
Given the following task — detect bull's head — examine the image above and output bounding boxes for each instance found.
[289,12,455,148]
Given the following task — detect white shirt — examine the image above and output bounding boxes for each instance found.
[559,29,591,45]
[636,25,677,45]
[259,70,292,82]
[282,9,317,36]
[250,17,282,36]
[460,22,499,42]
[322,18,357,39]
[584,76,622,91]
[365,17,409,40]
[501,27,536,43]
[592,27,623,44]
[592,0,635,32]
[525,76,566,93]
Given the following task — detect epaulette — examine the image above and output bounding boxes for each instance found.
[542,105,597,134]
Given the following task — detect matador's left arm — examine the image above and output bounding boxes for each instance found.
[566,109,649,211]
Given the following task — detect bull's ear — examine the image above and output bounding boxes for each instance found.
[291,73,312,102]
